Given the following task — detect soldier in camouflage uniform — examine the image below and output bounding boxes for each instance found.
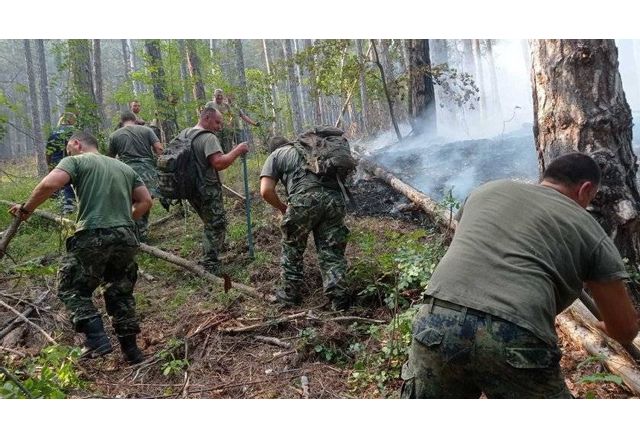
[401,153,639,398]
[10,131,152,364]
[204,89,260,153]
[181,107,248,274]
[45,112,77,214]
[260,136,351,310]
[108,111,164,242]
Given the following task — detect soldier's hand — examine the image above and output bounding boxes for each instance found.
[9,204,31,221]
[235,142,249,155]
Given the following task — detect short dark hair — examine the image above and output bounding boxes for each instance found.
[200,107,220,120]
[69,131,98,148]
[268,136,290,152]
[542,152,601,186]
[120,110,138,123]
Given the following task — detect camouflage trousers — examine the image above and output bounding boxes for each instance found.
[57,226,141,336]
[278,188,350,304]
[400,297,572,398]
[188,183,227,274]
[126,159,159,242]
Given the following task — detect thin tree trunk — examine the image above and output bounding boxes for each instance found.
[233,39,252,143]
[35,39,52,131]
[282,39,304,133]
[302,39,321,125]
[473,39,487,119]
[186,40,206,109]
[292,39,307,127]
[531,39,640,264]
[262,39,279,136]
[371,39,402,141]
[92,39,106,129]
[120,39,134,96]
[23,40,47,177]
[356,39,370,134]
[176,40,193,123]
[126,39,142,95]
[144,39,177,142]
[485,39,503,118]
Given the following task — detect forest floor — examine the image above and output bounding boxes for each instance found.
[0,158,635,399]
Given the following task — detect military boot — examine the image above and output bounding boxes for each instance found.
[118,334,144,364]
[78,317,113,358]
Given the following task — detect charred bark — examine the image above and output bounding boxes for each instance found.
[407,39,436,135]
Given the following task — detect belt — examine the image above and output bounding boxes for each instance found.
[425,296,486,318]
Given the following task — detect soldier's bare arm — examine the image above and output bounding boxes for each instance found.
[208,142,249,171]
[152,141,163,156]
[9,169,71,220]
[131,185,152,221]
[587,279,639,345]
[260,176,287,214]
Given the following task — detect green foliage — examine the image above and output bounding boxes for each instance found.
[157,338,189,377]
[299,327,348,364]
[349,307,418,396]
[0,345,85,399]
[576,354,625,389]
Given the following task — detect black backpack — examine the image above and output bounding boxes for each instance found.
[157,128,211,200]
[295,126,357,180]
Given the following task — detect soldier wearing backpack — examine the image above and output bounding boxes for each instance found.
[108,111,164,242]
[161,107,248,274]
[260,127,356,311]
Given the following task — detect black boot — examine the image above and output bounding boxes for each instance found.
[78,317,113,358]
[118,334,144,364]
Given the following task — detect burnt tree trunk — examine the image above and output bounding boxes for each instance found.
[262,39,279,135]
[485,39,503,119]
[531,39,640,263]
[35,39,52,131]
[23,40,47,177]
[473,39,487,119]
[144,39,177,142]
[407,39,436,135]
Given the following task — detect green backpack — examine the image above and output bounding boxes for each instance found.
[295,126,357,181]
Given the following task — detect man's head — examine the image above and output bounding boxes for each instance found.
[213,89,224,104]
[120,110,138,125]
[58,112,77,127]
[541,152,601,208]
[199,107,223,132]
[268,136,290,152]
[129,100,141,114]
[66,131,99,156]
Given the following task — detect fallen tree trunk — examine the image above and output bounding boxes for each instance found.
[0,200,259,300]
[557,312,640,396]
[222,184,246,202]
[356,156,455,232]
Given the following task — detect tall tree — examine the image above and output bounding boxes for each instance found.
[407,39,436,135]
[531,39,640,262]
[35,39,53,131]
[302,39,322,125]
[485,39,503,118]
[23,40,47,177]
[92,39,106,129]
[262,39,279,135]
[144,39,177,142]
[473,40,487,118]
[121,39,134,96]
[176,39,194,122]
[233,39,251,142]
[356,39,370,134]
[186,39,206,108]
[282,39,303,133]
[68,39,99,133]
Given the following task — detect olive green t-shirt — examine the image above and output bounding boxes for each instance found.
[182,128,223,187]
[260,145,331,197]
[56,153,145,231]
[427,179,627,346]
[108,124,160,164]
